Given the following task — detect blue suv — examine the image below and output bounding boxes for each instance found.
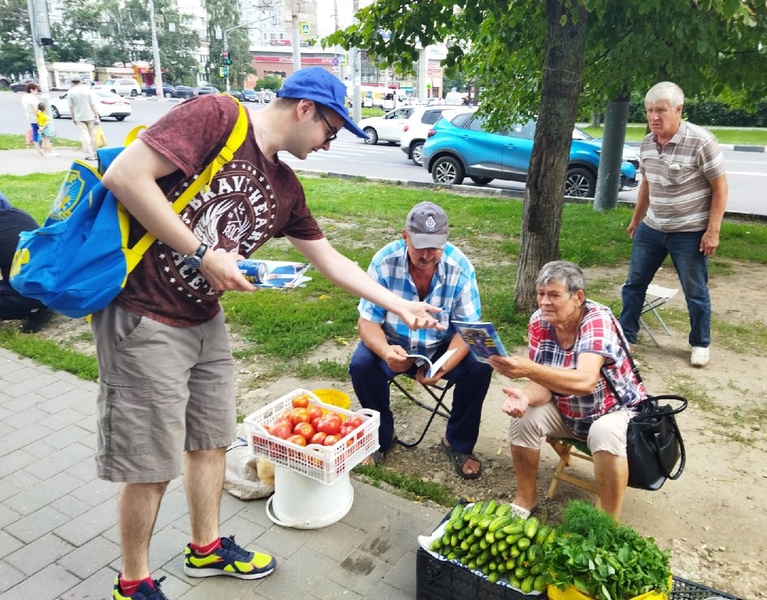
[422,109,638,197]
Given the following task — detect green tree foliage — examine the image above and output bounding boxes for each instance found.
[328,0,767,310]
[0,0,199,86]
[0,0,35,78]
[256,74,282,91]
[203,0,249,89]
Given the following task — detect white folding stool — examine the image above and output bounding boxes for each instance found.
[640,283,679,347]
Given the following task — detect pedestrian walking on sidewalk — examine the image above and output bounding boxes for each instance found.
[20,82,43,156]
[68,74,99,160]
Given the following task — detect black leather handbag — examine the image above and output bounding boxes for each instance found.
[602,317,688,491]
[624,395,687,490]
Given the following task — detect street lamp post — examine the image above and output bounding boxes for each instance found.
[223,24,249,94]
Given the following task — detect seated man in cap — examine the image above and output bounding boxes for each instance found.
[349,201,492,479]
[97,68,444,600]
[0,202,54,332]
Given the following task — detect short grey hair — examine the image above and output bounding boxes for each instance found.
[536,260,585,295]
[645,81,684,109]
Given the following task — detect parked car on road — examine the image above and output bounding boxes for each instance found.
[398,106,454,166]
[228,89,244,102]
[422,110,638,197]
[50,90,132,121]
[572,125,641,169]
[195,86,220,95]
[98,78,141,97]
[141,83,177,98]
[242,89,258,103]
[356,107,418,145]
[11,78,40,92]
[174,85,197,99]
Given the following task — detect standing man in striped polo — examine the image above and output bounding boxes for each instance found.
[619,81,728,368]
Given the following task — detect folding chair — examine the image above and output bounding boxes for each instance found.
[640,284,679,347]
[390,375,454,448]
[545,437,599,500]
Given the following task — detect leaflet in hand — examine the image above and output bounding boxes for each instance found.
[238,259,312,289]
[408,348,457,377]
[452,321,508,364]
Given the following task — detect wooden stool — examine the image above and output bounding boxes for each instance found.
[545,436,599,500]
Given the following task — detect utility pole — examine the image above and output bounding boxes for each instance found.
[148,0,164,100]
[222,24,248,94]
[351,0,361,123]
[291,1,301,73]
[26,0,53,107]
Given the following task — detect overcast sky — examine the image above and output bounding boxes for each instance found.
[314,0,374,37]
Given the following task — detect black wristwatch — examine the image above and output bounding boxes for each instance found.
[182,242,208,270]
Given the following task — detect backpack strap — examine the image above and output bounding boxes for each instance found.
[120,98,250,274]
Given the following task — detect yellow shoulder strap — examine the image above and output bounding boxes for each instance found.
[121,98,249,275]
[124,125,147,145]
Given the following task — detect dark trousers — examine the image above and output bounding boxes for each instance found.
[349,341,492,454]
[0,279,45,320]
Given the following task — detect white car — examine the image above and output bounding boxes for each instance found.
[50,90,132,121]
[399,106,456,166]
[96,78,141,97]
[357,107,418,145]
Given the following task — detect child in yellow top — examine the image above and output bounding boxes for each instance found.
[36,103,59,157]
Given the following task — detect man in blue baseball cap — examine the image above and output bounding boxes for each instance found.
[98,67,440,599]
[275,66,368,139]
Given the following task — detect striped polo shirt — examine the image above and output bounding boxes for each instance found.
[640,121,726,233]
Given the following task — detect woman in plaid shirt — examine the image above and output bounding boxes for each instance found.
[489,261,646,520]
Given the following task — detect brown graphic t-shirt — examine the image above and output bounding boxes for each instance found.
[116,95,323,326]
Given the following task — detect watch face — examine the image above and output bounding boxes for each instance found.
[184,254,202,269]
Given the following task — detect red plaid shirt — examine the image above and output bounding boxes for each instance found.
[528,300,646,440]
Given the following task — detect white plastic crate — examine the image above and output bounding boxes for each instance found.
[244,388,380,485]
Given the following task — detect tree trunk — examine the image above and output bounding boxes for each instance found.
[513,0,589,313]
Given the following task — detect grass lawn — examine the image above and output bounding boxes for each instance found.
[582,124,767,145]
[1,172,766,378]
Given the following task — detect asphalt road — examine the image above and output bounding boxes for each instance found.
[1,92,764,216]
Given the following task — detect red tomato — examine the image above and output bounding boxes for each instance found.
[291,394,310,409]
[270,421,292,440]
[323,434,340,446]
[309,431,327,445]
[307,405,323,421]
[311,416,322,430]
[293,422,315,441]
[287,434,307,447]
[274,413,292,426]
[339,424,355,438]
[345,415,364,430]
[289,407,311,425]
[317,414,342,435]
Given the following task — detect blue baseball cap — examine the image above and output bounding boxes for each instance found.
[276,67,368,139]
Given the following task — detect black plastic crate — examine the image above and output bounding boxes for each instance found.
[671,576,741,600]
[416,547,536,600]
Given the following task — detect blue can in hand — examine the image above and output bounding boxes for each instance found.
[237,260,269,284]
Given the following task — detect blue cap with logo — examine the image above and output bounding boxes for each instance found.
[276,67,368,139]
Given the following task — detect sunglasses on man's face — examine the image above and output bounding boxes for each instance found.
[314,105,338,144]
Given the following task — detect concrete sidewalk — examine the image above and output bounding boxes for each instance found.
[0,347,446,600]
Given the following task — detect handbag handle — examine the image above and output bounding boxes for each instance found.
[637,395,687,480]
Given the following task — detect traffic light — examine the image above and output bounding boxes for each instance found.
[224,57,232,66]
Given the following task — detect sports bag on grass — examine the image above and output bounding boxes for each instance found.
[10,98,248,318]
[602,316,688,491]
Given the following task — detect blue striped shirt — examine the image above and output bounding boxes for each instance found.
[358,240,482,358]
